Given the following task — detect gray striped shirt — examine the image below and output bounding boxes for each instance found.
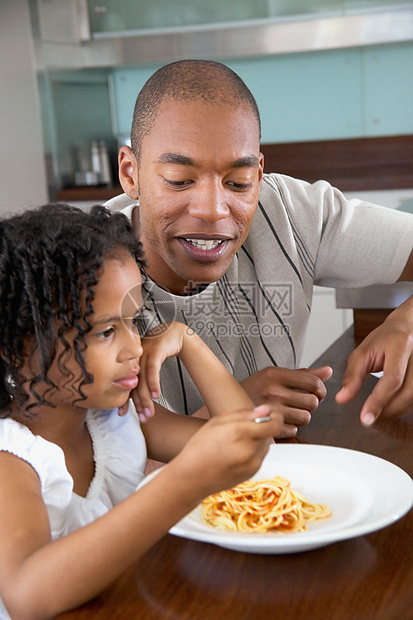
[106,173,413,415]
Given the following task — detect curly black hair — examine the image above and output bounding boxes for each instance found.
[0,203,145,418]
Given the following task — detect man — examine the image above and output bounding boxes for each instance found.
[106,59,413,438]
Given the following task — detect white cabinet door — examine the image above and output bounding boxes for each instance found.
[300,287,352,368]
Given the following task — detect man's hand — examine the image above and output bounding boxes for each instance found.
[336,296,413,425]
[240,365,333,438]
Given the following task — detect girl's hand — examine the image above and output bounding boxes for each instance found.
[134,322,189,422]
[133,321,257,427]
[170,405,282,499]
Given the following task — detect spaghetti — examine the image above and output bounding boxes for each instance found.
[201,476,332,533]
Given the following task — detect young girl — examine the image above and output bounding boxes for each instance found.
[0,203,281,619]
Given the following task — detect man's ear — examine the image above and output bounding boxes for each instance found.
[118,146,140,200]
[258,152,264,185]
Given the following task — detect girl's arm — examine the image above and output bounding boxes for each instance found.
[142,402,206,463]
[135,321,258,462]
[134,322,255,421]
[0,406,281,619]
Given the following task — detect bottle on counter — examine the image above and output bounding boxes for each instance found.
[98,140,112,187]
[91,141,101,184]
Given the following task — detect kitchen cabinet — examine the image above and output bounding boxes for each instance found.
[86,0,413,35]
[39,70,117,193]
[87,0,267,34]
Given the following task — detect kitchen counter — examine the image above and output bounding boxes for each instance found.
[56,186,122,203]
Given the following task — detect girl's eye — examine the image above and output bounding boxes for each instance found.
[96,327,115,340]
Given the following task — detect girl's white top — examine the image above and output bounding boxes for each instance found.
[0,402,147,618]
[0,402,147,537]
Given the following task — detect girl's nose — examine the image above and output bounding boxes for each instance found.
[119,325,143,362]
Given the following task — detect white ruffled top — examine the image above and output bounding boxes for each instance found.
[0,402,147,539]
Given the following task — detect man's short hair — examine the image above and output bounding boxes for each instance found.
[131,59,261,163]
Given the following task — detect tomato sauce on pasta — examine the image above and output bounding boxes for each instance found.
[201,476,332,533]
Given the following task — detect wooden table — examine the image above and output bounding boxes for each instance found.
[58,328,413,620]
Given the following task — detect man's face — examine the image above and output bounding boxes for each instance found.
[122,100,263,295]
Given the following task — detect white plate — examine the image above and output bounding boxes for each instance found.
[140,444,413,554]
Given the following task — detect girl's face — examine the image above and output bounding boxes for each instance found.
[79,253,144,410]
[50,253,144,412]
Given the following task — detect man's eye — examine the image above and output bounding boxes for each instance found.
[163,178,193,188]
[227,181,253,189]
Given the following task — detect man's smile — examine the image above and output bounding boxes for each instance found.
[184,238,222,250]
[178,237,229,262]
